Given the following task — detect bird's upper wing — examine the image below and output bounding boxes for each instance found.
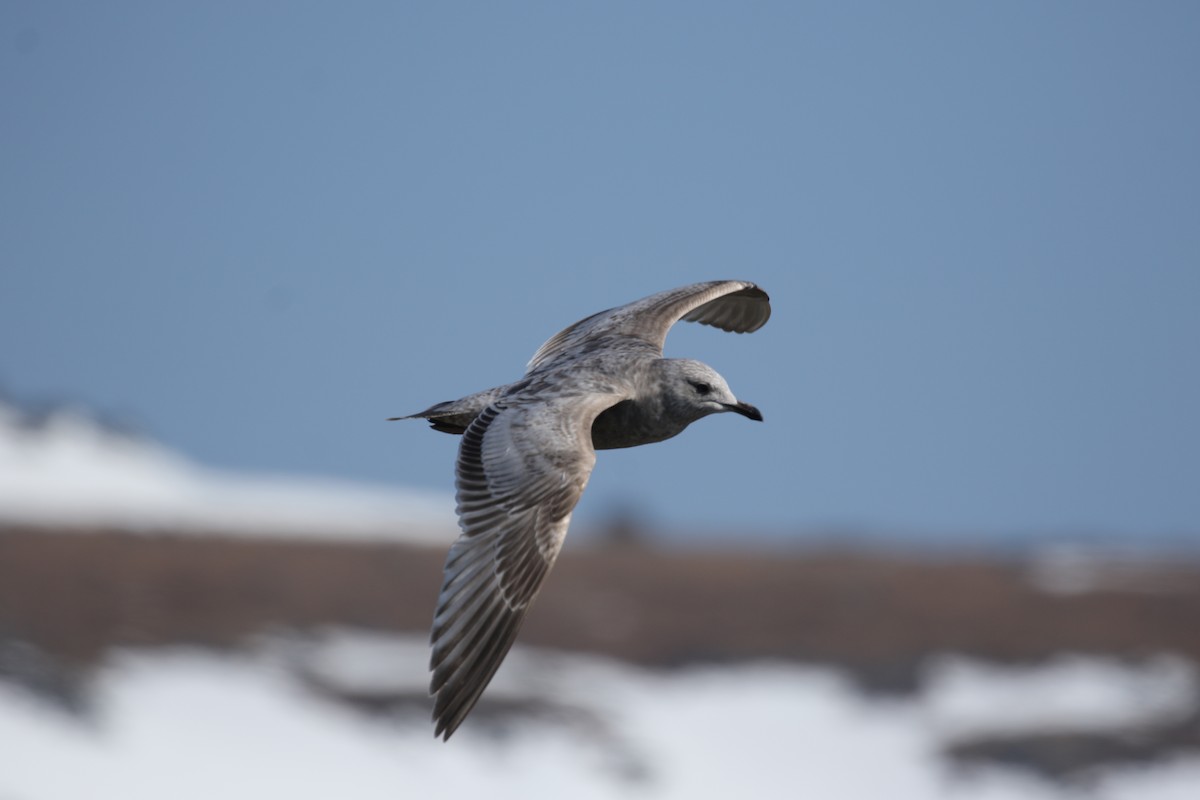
[526,280,770,371]
[429,390,623,739]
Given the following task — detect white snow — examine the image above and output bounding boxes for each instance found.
[921,654,1199,738]
[4,401,1200,797]
[1025,544,1199,595]
[0,403,456,543]
[1,632,1198,800]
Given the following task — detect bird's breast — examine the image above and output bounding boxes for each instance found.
[590,397,687,450]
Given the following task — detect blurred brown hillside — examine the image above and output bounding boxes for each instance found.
[2,525,1198,693]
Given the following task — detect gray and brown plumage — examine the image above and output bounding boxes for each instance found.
[394,280,771,739]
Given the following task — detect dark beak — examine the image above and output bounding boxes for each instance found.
[724,401,763,422]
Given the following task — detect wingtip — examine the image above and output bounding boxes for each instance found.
[432,705,447,739]
[433,708,459,741]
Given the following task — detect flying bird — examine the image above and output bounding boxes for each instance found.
[394,280,771,739]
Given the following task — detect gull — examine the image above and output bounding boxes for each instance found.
[393,280,771,739]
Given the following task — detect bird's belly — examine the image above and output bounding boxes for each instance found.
[590,399,684,450]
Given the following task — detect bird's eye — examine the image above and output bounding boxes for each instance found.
[688,380,713,396]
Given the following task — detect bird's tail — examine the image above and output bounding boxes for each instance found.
[388,385,509,435]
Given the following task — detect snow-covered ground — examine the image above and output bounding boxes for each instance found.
[5,400,1199,797]
[0,402,456,542]
[1,631,1198,800]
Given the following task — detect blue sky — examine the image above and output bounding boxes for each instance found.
[2,2,1198,541]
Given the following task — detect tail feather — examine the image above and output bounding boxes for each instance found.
[389,385,509,436]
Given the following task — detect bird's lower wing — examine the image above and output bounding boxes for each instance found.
[429,392,621,739]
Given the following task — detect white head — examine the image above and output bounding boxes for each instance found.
[657,359,763,425]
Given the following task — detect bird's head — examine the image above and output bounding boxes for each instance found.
[658,359,763,424]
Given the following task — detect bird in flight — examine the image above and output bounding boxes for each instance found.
[394,280,771,739]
